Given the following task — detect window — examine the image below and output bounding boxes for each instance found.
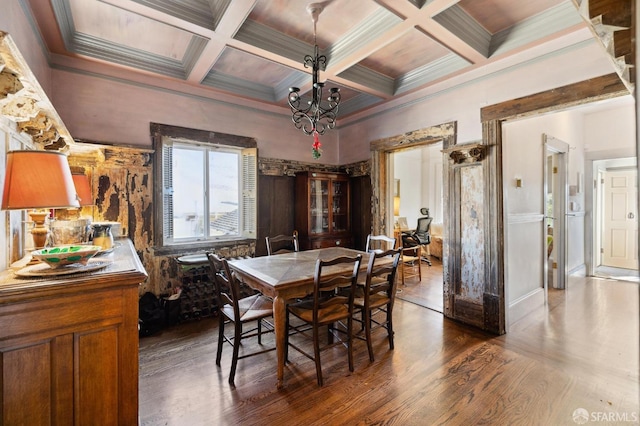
[152,124,257,248]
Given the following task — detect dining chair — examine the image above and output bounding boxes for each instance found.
[365,234,396,253]
[353,248,401,362]
[285,254,363,386]
[206,252,275,386]
[400,245,422,286]
[266,230,299,256]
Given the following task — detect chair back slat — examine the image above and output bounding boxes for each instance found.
[266,231,299,255]
[365,248,401,301]
[207,252,241,318]
[312,255,363,320]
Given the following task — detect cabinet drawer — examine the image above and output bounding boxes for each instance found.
[310,238,352,249]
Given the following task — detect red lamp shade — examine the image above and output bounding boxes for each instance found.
[1,150,80,210]
[72,173,93,206]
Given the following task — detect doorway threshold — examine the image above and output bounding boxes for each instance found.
[593,266,639,283]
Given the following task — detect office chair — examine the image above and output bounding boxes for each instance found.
[401,207,432,266]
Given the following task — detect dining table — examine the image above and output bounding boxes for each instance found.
[228,246,372,388]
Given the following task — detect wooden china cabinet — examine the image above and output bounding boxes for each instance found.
[295,171,352,249]
[0,238,147,425]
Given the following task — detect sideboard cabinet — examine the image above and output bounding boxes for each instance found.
[295,171,352,249]
[0,238,147,425]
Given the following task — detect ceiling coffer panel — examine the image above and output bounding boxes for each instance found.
[130,0,232,31]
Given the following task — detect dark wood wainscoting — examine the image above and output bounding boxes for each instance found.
[256,174,296,257]
[350,175,372,251]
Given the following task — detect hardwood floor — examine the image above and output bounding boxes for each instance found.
[397,256,443,312]
[139,274,639,425]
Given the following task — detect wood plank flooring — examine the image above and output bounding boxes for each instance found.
[139,274,639,425]
[396,256,443,312]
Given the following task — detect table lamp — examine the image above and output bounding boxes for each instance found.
[49,172,94,244]
[72,173,92,207]
[1,150,80,249]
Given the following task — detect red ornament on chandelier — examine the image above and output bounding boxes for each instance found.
[312,130,322,159]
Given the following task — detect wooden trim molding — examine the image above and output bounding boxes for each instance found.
[481,73,628,122]
[150,123,257,148]
[257,157,369,177]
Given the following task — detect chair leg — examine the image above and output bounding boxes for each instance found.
[216,314,225,366]
[257,318,262,344]
[364,308,374,362]
[387,304,394,350]
[422,247,432,266]
[313,324,323,386]
[229,321,242,386]
[347,315,354,373]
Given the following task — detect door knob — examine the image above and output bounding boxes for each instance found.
[629,212,635,219]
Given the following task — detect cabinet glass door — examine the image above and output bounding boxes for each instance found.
[310,179,329,234]
[332,180,348,232]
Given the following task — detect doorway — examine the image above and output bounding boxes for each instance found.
[369,121,456,319]
[392,144,444,312]
[593,158,639,281]
[544,134,569,291]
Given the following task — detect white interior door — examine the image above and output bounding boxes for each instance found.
[602,169,638,269]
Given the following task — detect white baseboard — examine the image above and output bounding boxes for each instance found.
[508,288,544,327]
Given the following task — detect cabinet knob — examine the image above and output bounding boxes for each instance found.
[336,240,341,245]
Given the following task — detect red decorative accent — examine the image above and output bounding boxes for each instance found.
[312,130,322,159]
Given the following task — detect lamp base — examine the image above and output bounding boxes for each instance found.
[29,211,50,249]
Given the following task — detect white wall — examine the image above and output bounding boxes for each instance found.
[0,1,52,96]
[393,143,444,228]
[584,102,637,156]
[422,143,444,224]
[394,150,422,227]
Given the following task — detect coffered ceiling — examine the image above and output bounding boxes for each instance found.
[26,0,592,119]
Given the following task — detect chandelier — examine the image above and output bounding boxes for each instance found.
[288,2,341,159]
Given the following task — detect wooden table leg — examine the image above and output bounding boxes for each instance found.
[273,295,286,389]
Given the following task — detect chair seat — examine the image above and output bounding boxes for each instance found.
[354,292,390,309]
[222,294,273,322]
[289,303,349,325]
